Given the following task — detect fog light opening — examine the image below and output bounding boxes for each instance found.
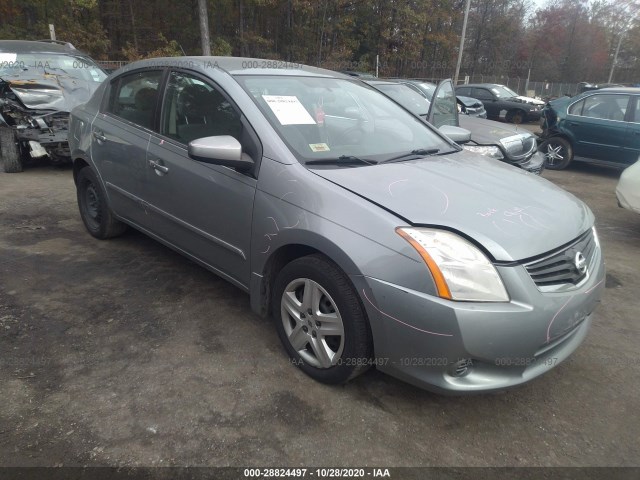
[450,358,474,377]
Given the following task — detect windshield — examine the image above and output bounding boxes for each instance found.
[237,75,453,164]
[374,83,431,116]
[0,52,107,83]
[490,85,517,98]
[501,85,519,97]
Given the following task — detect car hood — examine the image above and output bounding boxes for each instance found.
[514,95,545,106]
[459,116,537,161]
[458,96,483,108]
[310,152,592,261]
[0,72,99,112]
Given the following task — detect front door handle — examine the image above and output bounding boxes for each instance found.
[92,131,106,143]
[148,159,169,174]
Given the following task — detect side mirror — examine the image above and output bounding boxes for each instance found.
[188,135,254,169]
[439,125,472,144]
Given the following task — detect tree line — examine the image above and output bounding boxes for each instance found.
[1,0,638,84]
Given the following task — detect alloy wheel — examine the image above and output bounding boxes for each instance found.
[280,278,345,369]
[544,142,564,166]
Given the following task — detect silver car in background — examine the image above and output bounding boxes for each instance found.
[69,57,605,393]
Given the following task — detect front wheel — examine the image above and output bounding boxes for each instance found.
[0,127,23,173]
[539,137,573,170]
[273,254,373,384]
[76,167,127,239]
[506,109,526,124]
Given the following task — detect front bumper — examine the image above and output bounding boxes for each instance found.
[527,110,543,121]
[354,244,604,394]
[512,150,545,175]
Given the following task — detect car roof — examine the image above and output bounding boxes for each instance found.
[590,87,640,94]
[403,79,437,86]
[0,40,82,54]
[456,83,504,88]
[364,79,404,86]
[118,56,354,79]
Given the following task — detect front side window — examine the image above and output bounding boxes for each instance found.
[634,96,640,123]
[161,72,242,144]
[417,82,436,100]
[236,75,453,164]
[568,99,584,115]
[473,88,494,101]
[108,70,162,130]
[431,81,457,128]
[374,83,431,117]
[161,71,242,144]
[582,94,630,121]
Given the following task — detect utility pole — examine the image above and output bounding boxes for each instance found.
[608,1,638,83]
[198,0,211,56]
[454,0,471,86]
[608,30,625,83]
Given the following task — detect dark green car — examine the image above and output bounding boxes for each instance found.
[539,87,640,170]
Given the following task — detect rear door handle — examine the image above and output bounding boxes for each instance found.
[148,159,169,174]
[92,131,106,143]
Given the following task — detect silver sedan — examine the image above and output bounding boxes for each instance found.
[68,57,605,393]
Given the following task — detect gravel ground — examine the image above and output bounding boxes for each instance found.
[0,159,638,468]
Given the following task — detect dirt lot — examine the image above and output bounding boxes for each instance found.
[0,159,639,468]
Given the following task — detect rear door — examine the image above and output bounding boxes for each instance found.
[91,69,164,228]
[144,70,259,288]
[566,93,632,164]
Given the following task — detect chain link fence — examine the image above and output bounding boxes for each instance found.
[97,59,584,100]
[457,75,580,99]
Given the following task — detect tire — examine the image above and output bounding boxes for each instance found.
[506,109,526,124]
[539,136,573,170]
[0,127,23,173]
[272,254,373,384]
[76,166,127,239]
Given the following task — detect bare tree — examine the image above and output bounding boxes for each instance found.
[198,0,211,55]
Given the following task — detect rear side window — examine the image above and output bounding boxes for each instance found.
[457,87,471,96]
[107,70,163,130]
[581,94,630,121]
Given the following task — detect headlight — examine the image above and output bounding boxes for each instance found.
[396,227,509,302]
[592,226,600,249]
[462,145,504,160]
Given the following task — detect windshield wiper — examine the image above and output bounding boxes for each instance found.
[306,155,378,166]
[381,148,440,163]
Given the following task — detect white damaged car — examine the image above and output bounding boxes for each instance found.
[616,159,640,214]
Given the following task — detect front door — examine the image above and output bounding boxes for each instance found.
[144,70,258,288]
[472,88,499,118]
[625,95,640,166]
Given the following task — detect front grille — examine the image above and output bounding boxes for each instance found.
[524,230,596,288]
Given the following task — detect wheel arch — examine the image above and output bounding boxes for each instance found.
[72,155,91,185]
[251,234,365,320]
